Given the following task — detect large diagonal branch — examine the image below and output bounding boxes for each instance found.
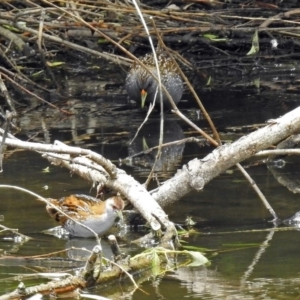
[152,106,300,206]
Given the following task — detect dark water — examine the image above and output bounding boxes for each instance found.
[1,77,300,299]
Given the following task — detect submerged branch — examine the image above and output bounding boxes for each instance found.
[0,244,208,300]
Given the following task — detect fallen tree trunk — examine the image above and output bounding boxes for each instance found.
[152,107,300,206]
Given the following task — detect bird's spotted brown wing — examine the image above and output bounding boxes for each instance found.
[46,195,105,225]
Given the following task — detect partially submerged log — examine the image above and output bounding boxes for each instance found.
[0,243,209,300]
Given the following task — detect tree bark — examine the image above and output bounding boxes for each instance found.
[152,107,300,206]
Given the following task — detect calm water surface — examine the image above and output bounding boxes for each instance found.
[1,81,300,299]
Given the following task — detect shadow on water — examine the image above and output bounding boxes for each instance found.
[2,71,300,298]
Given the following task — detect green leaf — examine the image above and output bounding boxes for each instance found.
[206,76,212,86]
[185,251,209,267]
[247,30,259,55]
[185,216,196,226]
[42,167,50,173]
[46,61,65,67]
[181,245,211,252]
[223,243,261,248]
[97,38,109,44]
[151,251,161,276]
[2,24,22,33]
[31,70,44,77]
[253,78,260,89]
[142,137,149,151]
[203,34,227,42]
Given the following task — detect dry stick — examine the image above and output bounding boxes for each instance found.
[123,137,201,161]
[45,1,210,26]
[157,7,300,26]
[0,224,31,241]
[41,116,51,144]
[258,9,300,44]
[7,4,300,32]
[0,111,15,173]
[0,19,55,85]
[129,99,157,161]
[0,130,116,178]
[102,257,146,294]
[126,14,162,152]
[12,7,59,26]
[168,48,195,70]
[0,73,16,114]
[0,26,30,55]
[141,105,162,185]
[37,8,58,88]
[158,23,300,32]
[140,19,202,184]
[14,21,131,66]
[8,4,300,50]
[1,248,78,260]
[0,72,72,115]
[256,149,300,157]
[0,276,85,300]
[259,8,300,28]
[277,31,300,38]
[129,5,165,187]
[157,35,221,143]
[67,0,82,19]
[236,164,277,219]
[23,0,44,8]
[12,4,108,24]
[12,5,136,27]
[41,152,109,182]
[0,66,63,99]
[0,42,24,77]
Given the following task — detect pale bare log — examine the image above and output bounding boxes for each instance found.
[152,107,300,206]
